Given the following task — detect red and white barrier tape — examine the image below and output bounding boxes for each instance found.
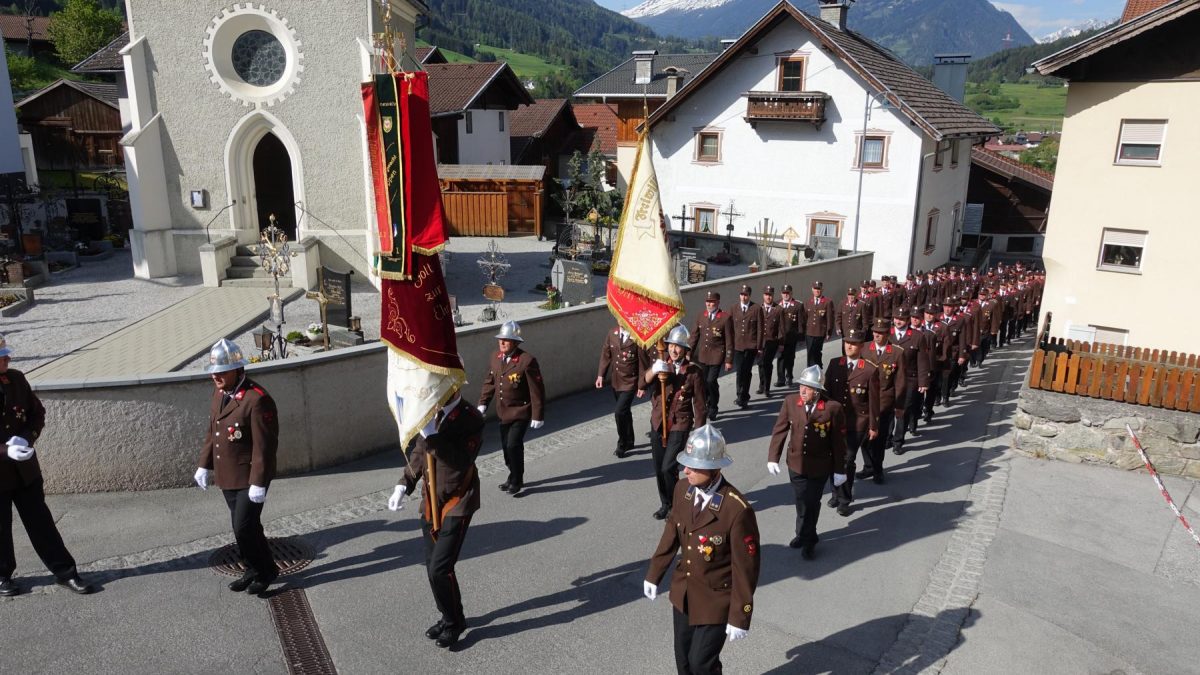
[1127,425,1200,549]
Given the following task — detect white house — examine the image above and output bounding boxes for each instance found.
[425,61,534,166]
[644,0,998,278]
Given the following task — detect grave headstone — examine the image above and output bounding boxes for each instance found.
[66,198,104,241]
[551,259,593,305]
[320,266,353,328]
[812,235,840,262]
[687,258,708,284]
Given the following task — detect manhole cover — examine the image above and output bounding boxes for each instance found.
[209,536,314,577]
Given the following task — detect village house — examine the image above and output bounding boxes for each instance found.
[965,146,1052,265]
[1031,0,1198,350]
[15,79,124,170]
[641,0,998,278]
[425,61,533,166]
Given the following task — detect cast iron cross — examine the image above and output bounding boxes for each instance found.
[305,268,331,351]
[676,205,696,232]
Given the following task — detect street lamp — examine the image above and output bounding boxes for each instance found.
[851,90,892,254]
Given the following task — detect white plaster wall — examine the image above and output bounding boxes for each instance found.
[912,136,972,272]
[0,36,24,174]
[456,107,511,164]
[649,21,926,279]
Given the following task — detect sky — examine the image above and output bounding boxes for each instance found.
[593,0,1131,36]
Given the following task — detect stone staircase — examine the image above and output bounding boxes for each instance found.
[223,245,291,288]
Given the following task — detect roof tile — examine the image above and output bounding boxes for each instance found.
[1122,0,1175,22]
[72,31,129,73]
[574,53,718,98]
[0,15,50,42]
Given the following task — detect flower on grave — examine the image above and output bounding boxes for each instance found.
[306,322,323,335]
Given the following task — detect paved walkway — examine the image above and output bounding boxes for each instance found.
[4,335,1198,673]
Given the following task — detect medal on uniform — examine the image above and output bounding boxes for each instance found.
[711,535,724,546]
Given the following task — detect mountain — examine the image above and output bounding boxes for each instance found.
[621,0,1036,67]
[1037,18,1115,44]
[967,23,1114,83]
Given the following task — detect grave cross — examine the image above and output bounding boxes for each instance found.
[721,200,744,252]
[305,268,331,351]
[676,205,696,232]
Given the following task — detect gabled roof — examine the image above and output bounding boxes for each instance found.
[1033,0,1198,77]
[572,103,618,156]
[644,1,999,140]
[0,15,50,43]
[971,147,1054,193]
[574,53,719,99]
[1122,0,1176,22]
[72,31,129,73]
[16,79,120,110]
[510,99,577,163]
[425,62,534,117]
[415,45,448,64]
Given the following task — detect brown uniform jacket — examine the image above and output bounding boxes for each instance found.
[863,341,905,411]
[646,478,760,629]
[903,284,922,310]
[759,302,784,347]
[804,296,834,338]
[729,302,762,352]
[825,357,881,437]
[399,399,485,522]
[0,369,46,491]
[836,300,869,337]
[645,359,707,432]
[768,395,848,476]
[778,299,804,339]
[597,329,650,392]
[890,327,932,390]
[478,348,546,423]
[689,309,734,366]
[198,378,279,490]
[937,316,970,364]
[978,299,998,339]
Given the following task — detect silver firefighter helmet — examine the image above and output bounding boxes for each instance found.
[494,320,524,343]
[0,333,11,358]
[205,338,247,374]
[665,324,691,349]
[797,364,824,392]
[676,424,733,470]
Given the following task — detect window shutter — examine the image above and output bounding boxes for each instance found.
[1119,121,1165,145]
[1102,229,1146,247]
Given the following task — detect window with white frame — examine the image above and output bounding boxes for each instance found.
[1116,120,1166,166]
[465,111,473,134]
[694,130,721,163]
[1097,228,1146,272]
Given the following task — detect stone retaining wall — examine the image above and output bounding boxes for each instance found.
[1013,386,1200,479]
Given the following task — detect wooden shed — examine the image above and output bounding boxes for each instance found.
[15,79,124,170]
[438,164,545,238]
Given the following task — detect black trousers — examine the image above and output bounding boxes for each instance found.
[422,514,471,628]
[939,366,956,406]
[650,429,686,508]
[980,334,992,363]
[864,410,893,478]
[222,488,275,580]
[999,318,1012,347]
[0,479,77,580]
[673,607,725,675]
[613,389,637,451]
[758,340,779,394]
[699,363,722,417]
[500,419,530,485]
[732,349,756,404]
[895,383,922,446]
[924,369,942,417]
[804,335,825,368]
[789,470,828,546]
[777,334,799,384]
[831,427,867,506]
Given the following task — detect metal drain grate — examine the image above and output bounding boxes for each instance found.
[209,537,315,577]
[268,588,338,675]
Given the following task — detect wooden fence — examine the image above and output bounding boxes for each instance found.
[442,192,508,236]
[1029,337,1200,412]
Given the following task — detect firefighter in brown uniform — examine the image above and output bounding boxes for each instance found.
[836,287,870,342]
[767,365,847,559]
[729,284,762,408]
[646,325,707,520]
[975,288,996,365]
[890,307,931,454]
[757,286,784,398]
[862,318,904,483]
[195,339,280,596]
[939,299,971,404]
[387,388,485,649]
[644,424,760,675]
[597,322,649,458]
[921,304,947,423]
[478,321,545,496]
[689,291,733,420]
[804,282,833,367]
[0,335,94,597]
[775,284,804,388]
[823,329,880,516]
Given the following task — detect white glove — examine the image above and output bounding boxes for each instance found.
[651,359,669,374]
[6,436,29,447]
[767,462,781,476]
[6,445,34,462]
[388,485,407,511]
[530,420,544,430]
[193,467,211,490]
[248,485,267,503]
[643,580,658,600]
[725,625,749,642]
[833,473,847,487]
[477,404,487,414]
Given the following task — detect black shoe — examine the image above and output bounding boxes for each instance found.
[855,469,872,479]
[0,577,18,597]
[762,389,772,398]
[786,379,794,387]
[247,574,277,595]
[755,386,765,395]
[57,575,94,595]
[228,571,256,592]
[923,412,933,425]
[873,474,885,484]
[652,506,670,520]
[775,380,786,387]
[498,481,512,493]
[801,544,816,560]
[613,447,627,458]
[709,410,719,421]
[893,446,906,456]
[737,400,748,409]
[837,504,852,517]
[508,484,523,496]
[788,536,803,549]
[435,623,465,648]
[909,426,920,436]
[426,620,449,640]
[827,496,838,508]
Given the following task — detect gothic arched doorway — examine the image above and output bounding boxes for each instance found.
[252,132,297,239]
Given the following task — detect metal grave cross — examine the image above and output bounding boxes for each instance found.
[305,267,331,351]
[676,205,697,232]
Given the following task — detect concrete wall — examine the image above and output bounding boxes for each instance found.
[30,251,871,493]
[1013,386,1200,479]
[913,136,971,273]
[457,108,511,165]
[1040,81,1200,352]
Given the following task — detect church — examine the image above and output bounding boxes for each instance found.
[119,0,427,281]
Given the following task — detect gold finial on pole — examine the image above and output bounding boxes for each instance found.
[372,0,399,73]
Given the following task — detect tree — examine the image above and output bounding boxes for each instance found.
[1020,138,1059,174]
[47,0,123,66]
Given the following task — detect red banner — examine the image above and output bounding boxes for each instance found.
[380,252,464,374]
[606,278,682,346]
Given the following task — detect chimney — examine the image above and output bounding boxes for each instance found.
[633,50,657,86]
[819,0,851,31]
[663,67,688,99]
[932,54,970,103]
[720,39,737,51]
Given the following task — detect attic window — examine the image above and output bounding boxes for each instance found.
[635,59,652,85]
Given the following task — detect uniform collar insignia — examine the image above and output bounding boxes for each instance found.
[685,486,696,500]
[709,493,723,511]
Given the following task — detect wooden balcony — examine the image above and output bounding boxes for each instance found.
[743,91,829,129]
